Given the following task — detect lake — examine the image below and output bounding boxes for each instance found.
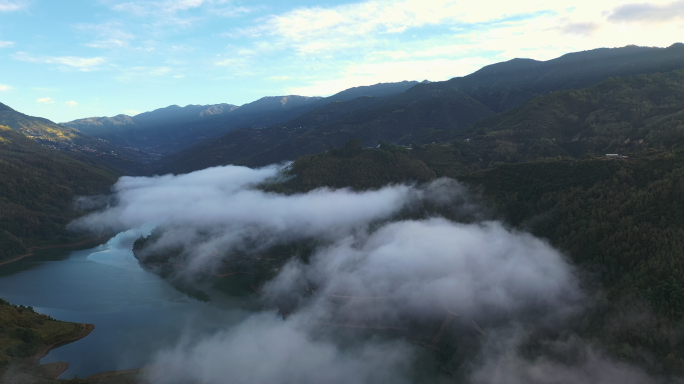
[0,229,253,379]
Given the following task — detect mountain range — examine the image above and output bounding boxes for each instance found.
[0,125,117,261]
[155,43,684,174]
[2,43,684,260]
[4,43,684,382]
[0,102,153,174]
[61,81,420,157]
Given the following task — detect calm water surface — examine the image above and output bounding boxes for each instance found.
[0,229,252,379]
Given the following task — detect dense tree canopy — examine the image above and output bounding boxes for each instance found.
[0,127,117,262]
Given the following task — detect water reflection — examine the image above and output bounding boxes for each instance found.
[0,228,252,379]
[87,228,149,271]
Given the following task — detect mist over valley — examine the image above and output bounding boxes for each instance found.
[2,1,684,382]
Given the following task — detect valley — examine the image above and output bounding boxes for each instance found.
[2,44,684,383]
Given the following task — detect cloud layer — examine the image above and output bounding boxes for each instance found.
[13,52,106,71]
[72,165,412,226]
[264,218,581,326]
[149,313,416,384]
[0,0,26,12]
[71,164,660,383]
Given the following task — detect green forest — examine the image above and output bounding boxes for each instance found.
[466,150,684,373]
[4,46,684,381]
[453,70,684,169]
[158,44,684,174]
[0,126,117,263]
[134,138,684,375]
[239,142,684,374]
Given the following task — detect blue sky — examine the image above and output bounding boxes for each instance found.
[0,0,682,122]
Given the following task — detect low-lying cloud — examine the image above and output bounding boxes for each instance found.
[265,218,581,326]
[72,164,672,383]
[608,1,684,23]
[71,165,462,270]
[149,313,417,384]
[72,164,410,235]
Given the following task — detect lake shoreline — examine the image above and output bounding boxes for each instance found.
[1,324,98,383]
[0,237,109,267]
[31,323,96,366]
[0,233,250,383]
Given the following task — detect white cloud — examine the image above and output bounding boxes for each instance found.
[608,1,684,23]
[219,0,683,89]
[170,45,194,52]
[110,0,256,27]
[85,39,129,49]
[264,218,581,322]
[64,100,78,106]
[0,0,27,12]
[150,67,171,75]
[13,52,106,71]
[71,165,414,241]
[76,22,136,49]
[72,166,581,318]
[234,0,563,54]
[148,313,416,384]
[215,57,249,68]
[116,66,173,81]
[37,97,54,104]
[0,84,12,92]
[0,40,13,48]
[113,0,210,15]
[74,166,642,384]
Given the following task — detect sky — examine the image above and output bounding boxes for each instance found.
[0,0,682,123]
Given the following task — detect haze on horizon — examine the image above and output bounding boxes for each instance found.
[0,0,682,122]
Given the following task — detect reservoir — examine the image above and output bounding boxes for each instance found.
[0,229,253,379]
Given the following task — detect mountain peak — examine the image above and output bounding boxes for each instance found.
[233,95,322,115]
[0,102,16,113]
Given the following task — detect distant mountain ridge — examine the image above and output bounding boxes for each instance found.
[61,82,420,157]
[61,96,323,155]
[0,102,150,174]
[447,68,684,169]
[230,95,319,115]
[155,44,684,174]
[449,43,684,112]
[133,103,238,125]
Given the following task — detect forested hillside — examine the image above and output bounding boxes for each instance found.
[4,43,684,379]
[275,145,684,324]
[449,43,684,112]
[0,126,117,263]
[453,69,684,169]
[0,298,91,374]
[466,151,684,315]
[464,151,684,372]
[136,142,684,374]
[156,44,684,174]
[155,87,492,174]
[193,67,684,176]
[0,102,150,174]
[62,96,324,156]
[63,82,421,159]
[266,145,684,373]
